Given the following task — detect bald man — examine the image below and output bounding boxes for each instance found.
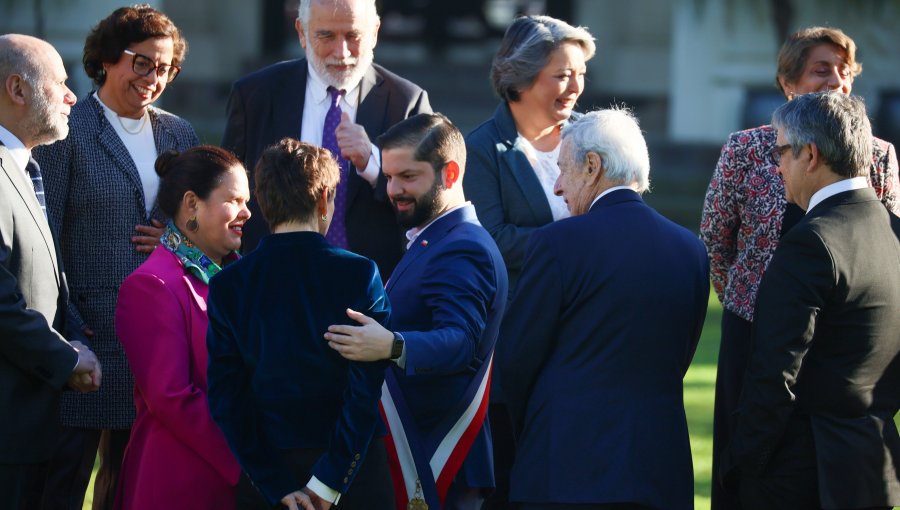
[0,34,101,507]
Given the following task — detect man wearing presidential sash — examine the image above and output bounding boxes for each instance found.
[326,113,508,510]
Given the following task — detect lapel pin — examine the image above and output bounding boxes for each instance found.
[421,240,428,247]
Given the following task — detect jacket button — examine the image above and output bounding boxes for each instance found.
[343,477,349,484]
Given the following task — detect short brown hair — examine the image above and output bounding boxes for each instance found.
[377,113,466,174]
[83,4,187,87]
[776,26,861,97]
[254,138,340,229]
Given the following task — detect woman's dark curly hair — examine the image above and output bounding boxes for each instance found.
[83,4,187,87]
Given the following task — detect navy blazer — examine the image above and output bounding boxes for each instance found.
[386,204,508,488]
[207,232,391,506]
[34,94,198,428]
[221,59,431,278]
[497,190,709,509]
[464,102,579,297]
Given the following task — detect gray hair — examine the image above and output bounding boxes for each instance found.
[297,0,379,29]
[0,35,44,88]
[772,91,872,178]
[561,107,650,192]
[491,15,595,102]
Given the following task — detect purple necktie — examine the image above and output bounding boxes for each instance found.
[322,86,349,249]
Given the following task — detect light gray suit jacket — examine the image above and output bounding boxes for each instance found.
[0,142,78,463]
[34,94,198,428]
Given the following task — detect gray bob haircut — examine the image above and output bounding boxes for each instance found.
[561,107,650,193]
[491,15,596,102]
[297,0,379,28]
[772,91,872,179]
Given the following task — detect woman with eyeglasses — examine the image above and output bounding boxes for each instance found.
[699,26,899,510]
[32,4,198,508]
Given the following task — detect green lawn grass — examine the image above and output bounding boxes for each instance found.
[82,291,897,510]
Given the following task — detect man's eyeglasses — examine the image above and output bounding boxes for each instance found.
[770,143,793,165]
[123,49,181,82]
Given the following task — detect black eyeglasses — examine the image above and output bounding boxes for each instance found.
[123,49,181,82]
[770,143,793,165]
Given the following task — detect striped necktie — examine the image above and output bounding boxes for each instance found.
[26,157,47,217]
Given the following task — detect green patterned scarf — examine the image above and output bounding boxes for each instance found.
[160,221,238,284]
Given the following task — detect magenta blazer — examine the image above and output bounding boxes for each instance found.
[114,246,240,510]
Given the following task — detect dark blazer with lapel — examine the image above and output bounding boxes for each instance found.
[207,232,391,506]
[33,94,199,428]
[722,187,900,509]
[497,190,709,509]
[464,102,578,298]
[221,58,432,278]
[0,143,78,463]
[385,204,508,487]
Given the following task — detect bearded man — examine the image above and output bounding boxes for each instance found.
[222,0,432,278]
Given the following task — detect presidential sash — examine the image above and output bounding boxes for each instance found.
[380,354,493,510]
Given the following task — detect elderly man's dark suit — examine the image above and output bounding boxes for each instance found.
[498,189,709,510]
[0,143,79,500]
[221,59,431,277]
[722,187,900,510]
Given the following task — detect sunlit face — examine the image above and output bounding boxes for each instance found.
[784,43,853,97]
[516,41,586,126]
[553,137,596,215]
[100,37,175,118]
[296,0,379,90]
[188,166,251,264]
[26,47,77,147]
[382,146,445,229]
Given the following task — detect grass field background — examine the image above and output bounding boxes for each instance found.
[82,292,897,510]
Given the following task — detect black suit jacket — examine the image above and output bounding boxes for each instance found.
[0,143,79,463]
[723,187,900,508]
[221,59,431,278]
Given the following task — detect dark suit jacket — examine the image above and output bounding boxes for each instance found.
[497,190,709,509]
[0,143,79,463]
[385,204,508,487]
[464,102,579,298]
[221,59,432,277]
[722,187,900,509]
[34,94,199,428]
[207,232,391,506]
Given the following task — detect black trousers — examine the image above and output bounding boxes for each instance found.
[37,427,130,510]
[711,309,752,510]
[237,440,395,509]
[0,463,44,510]
[482,402,516,510]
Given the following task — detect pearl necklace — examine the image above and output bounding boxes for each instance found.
[117,111,148,135]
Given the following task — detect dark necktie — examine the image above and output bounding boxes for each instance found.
[322,86,349,249]
[26,157,47,217]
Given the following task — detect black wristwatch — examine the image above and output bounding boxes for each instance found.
[390,332,405,360]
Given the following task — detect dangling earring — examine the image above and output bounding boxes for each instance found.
[787,91,795,101]
[186,216,199,232]
[320,213,327,222]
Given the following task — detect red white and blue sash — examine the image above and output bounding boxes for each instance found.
[380,354,493,510]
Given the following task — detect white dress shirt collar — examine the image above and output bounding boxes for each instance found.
[306,61,361,109]
[0,124,32,177]
[806,177,869,213]
[589,185,636,210]
[405,202,471,249]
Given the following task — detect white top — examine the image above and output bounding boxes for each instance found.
[806,176,869,213]
[517,136,570,221]
[94,93,158,216]
[300,63,379,188]
[0,124,31,178]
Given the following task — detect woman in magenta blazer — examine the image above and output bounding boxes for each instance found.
[114,146,250,510]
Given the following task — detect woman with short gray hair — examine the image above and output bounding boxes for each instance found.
[462,14,594,510]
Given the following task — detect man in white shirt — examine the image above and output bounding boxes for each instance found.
[222,0,431,279]
[0,33,101,508]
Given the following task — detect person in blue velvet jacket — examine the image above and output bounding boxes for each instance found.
[497,109,709,510]
[325,113,508,510]
[207,138,394,510]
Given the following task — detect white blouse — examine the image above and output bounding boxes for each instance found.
[518,136,570,221]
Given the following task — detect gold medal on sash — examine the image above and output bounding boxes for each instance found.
[407,479,428,510]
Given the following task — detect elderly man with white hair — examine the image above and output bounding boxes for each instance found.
[222,0,431,278]
[496,108,710,510]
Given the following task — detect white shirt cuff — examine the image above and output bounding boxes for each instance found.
[307,476,340,505]
[357,148,380,188]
